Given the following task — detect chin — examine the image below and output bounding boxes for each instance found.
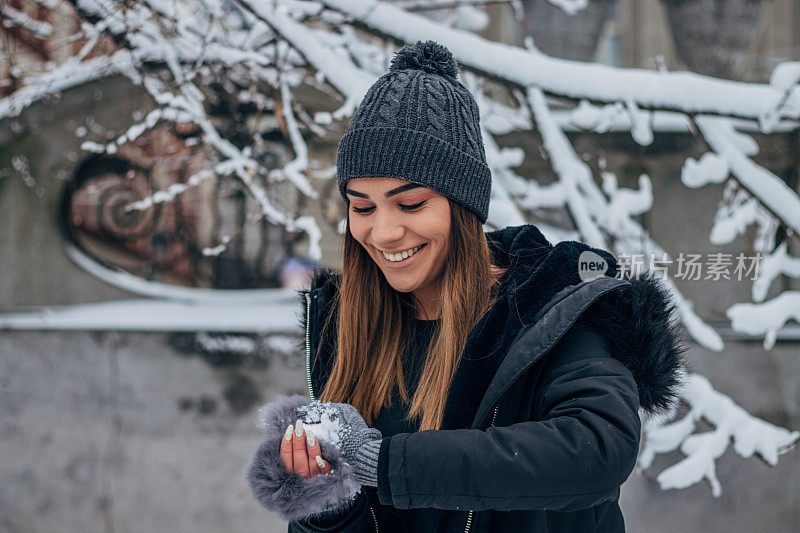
[381,273,420,293]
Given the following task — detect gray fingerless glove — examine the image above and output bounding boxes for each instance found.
[248,395,375,522]
[326,403,383,487]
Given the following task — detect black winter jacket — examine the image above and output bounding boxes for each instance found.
[289,223,686,533]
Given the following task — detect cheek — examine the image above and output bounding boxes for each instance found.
[348,214,369,244]
[420,205,450,241]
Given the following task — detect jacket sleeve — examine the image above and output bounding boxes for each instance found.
[376,323,642,512]
[287,490,375,533]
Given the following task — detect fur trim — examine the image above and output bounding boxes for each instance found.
[581,272,690,415]
[246,394,361,523]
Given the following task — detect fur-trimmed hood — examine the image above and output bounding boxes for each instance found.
[297,224,688,427]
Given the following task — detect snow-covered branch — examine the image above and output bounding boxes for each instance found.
[522,86,723,351]
[639,372,800,496]
[317,0,800,123]
[0,52,136,120]
[1,4,54,38]
[689,116,800,237]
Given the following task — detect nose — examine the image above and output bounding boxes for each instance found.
[370,209,405,249]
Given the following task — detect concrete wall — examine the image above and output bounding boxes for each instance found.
[0,330,305,533]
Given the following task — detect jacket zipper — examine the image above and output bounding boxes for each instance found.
[463,405,499,533]
[305,291,315,400]
[369,505,379,532]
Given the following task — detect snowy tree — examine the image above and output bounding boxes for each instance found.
[1,0,798,497]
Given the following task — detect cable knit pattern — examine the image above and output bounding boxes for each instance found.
[336,40,491,223]
[451,89,480,157]
[424,77,446,138]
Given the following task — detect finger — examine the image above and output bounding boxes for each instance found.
[313,454,330,475]
[315,454,331,475]
[306,435,331,475]
[280,424,294,473]
[306,430,321,476]
[292,419,310,478]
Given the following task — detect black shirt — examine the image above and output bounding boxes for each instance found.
[372,318,440,532]
[372,318,437,436]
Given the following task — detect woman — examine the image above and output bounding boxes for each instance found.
[248,40,686,533]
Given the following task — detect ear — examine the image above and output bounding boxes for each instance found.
[246,394,362,522]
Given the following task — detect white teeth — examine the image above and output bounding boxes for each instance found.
[382,244,423,262]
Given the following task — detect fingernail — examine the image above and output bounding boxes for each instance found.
[315,455,325,469]
[284,424,294,441]
[307,431,316,447]
[295,419,304,437]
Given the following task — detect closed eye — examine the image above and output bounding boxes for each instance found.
[351,200,427,215]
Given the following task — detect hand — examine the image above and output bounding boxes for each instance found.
[280,419,332,478]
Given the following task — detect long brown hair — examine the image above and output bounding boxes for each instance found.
[314,200,507,431]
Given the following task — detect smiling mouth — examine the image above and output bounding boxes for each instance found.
[378,242,428,263]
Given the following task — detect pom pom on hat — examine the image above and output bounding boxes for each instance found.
[389,40,459,80]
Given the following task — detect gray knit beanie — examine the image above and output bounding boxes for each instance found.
[336,40,492,223]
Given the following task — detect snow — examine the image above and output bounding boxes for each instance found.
[696,116,800,238]
[640,372,800,496]
[601,172,653,234]
[0,52,135,120]
[752,241,800,302]
[546,0,588,16]
[727,292,800,350]
[2,0,799,499]
[769,61,800,93]
[625,98,653,146]
[271,72,317,198]
[0,298,299,333]
[760,61,800,132]
[709,194,762,245]
[0,4,54,37]
[529,86,607,249]
[195,332,258,353]
[243,1,375,118]
[62,241,302,303]
[126,169,215,211]
[296,401,345,449]
[681,152,729,189]
[265,334,299,354]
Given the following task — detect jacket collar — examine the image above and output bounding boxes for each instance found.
[299,224,687,429]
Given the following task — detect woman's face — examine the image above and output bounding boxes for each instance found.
[346,177,451,298]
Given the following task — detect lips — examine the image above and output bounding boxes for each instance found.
[378,242,428,267]
[381,243,426,257]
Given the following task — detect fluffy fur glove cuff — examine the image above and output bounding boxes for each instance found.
[246,394,381,523]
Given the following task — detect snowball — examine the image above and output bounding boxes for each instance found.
[297,401,344,449]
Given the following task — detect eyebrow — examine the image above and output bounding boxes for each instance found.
[345,183,423,199]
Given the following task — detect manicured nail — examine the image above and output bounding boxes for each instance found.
[307,432,315,447]
[295,419,304,437]
[315,455,325,469]
[284,424,294,441]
